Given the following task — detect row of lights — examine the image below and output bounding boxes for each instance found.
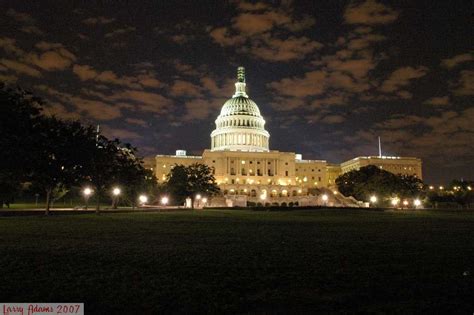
[429,185,472,191]
[82,187,170,208]
[368,194,422,207]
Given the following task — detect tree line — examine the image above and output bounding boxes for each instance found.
[336,165,473,208]
[0,83,156,214]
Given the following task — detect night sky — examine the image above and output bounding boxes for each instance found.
[1,0,472,184]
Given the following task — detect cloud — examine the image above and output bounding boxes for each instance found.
[111,90,172,113]
[183,98,224,121]
[0,59,41,77]
[344,0,399,25]
[72,64,160,89]
[268,71,326,97]
[209,3,320,62]
[101,126,142,140]
[170,80,202,97]
[453,70,474,96]
[0,37,25,56]
[125,118,148,127]
[379,66,428,93]
[82,16,115,25]
[441,53,473,69]
[25,45,76,71]
[105,26,135,38]
[6,9,44,35]
[35,85,123,120]
[423,96,450,106]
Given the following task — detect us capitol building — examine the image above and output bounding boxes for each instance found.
[153,67,422,207]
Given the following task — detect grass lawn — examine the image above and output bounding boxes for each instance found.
[1,209,473,314]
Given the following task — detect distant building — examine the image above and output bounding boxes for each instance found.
[153,67,422,206]
[340,156,422,179]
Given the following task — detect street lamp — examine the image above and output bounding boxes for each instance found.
[391,197,399,207]
[83,187,93,210]
[321,194,328,206]
[161,196,169,206]
[195,194,202,208]
[112,187,121,209]
[369,195,377,204]
[138,195,148,205]
[414,199,422,207]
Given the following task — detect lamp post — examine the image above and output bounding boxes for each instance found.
[369,195,377,207]
[161,196,169,206]
[321,194,328,206]
[112,187,121,209]
[83,187,93,210]
[413,199,422,208]
[138,195,148,206]
[195,193,202,208]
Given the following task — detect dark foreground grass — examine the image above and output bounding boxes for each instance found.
[1,209,473,314]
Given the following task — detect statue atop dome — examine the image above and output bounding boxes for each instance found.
[233,66,248,98]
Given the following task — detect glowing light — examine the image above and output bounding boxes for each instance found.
[202,197,208,203]
[414,199,421,207]
[161,196,169,205]
[321,194,328,201]
[429,186,434,190]
[439,186,444,190]
[403,200,409,206]
[468,186,472,191]
[241,160,245,164]
[303,176,307,182]
[260,194,266,200]
[196,194,202,200]
[391,198,400,206]
[139,195,148,204]
[333,191,338,195]
[370,195,377,203]
[297,189,302,194]
[112,187,121,196]
[83,187,92,196]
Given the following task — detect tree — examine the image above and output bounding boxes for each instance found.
[115,148,157,209]
[29,117,97,214]
[336,165,424,205]
[0,84,43,206]
[164,163,220,208]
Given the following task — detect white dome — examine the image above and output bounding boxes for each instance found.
[211,67,270,152]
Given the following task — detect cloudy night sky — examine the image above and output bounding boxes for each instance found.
[1,0,472,184]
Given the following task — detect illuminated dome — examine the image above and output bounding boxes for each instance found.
[211,67,270,152]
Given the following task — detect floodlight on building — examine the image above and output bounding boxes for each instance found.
[202,197,207,204]
[260,194,266,200]
[297,189,302,194]
[139,195,148,204]
[321,194,328,201]
[112,187,121,196]
[333,191,338,195]
[161,196,169,205]
[370,195,377,203]
[414,199,421,207]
